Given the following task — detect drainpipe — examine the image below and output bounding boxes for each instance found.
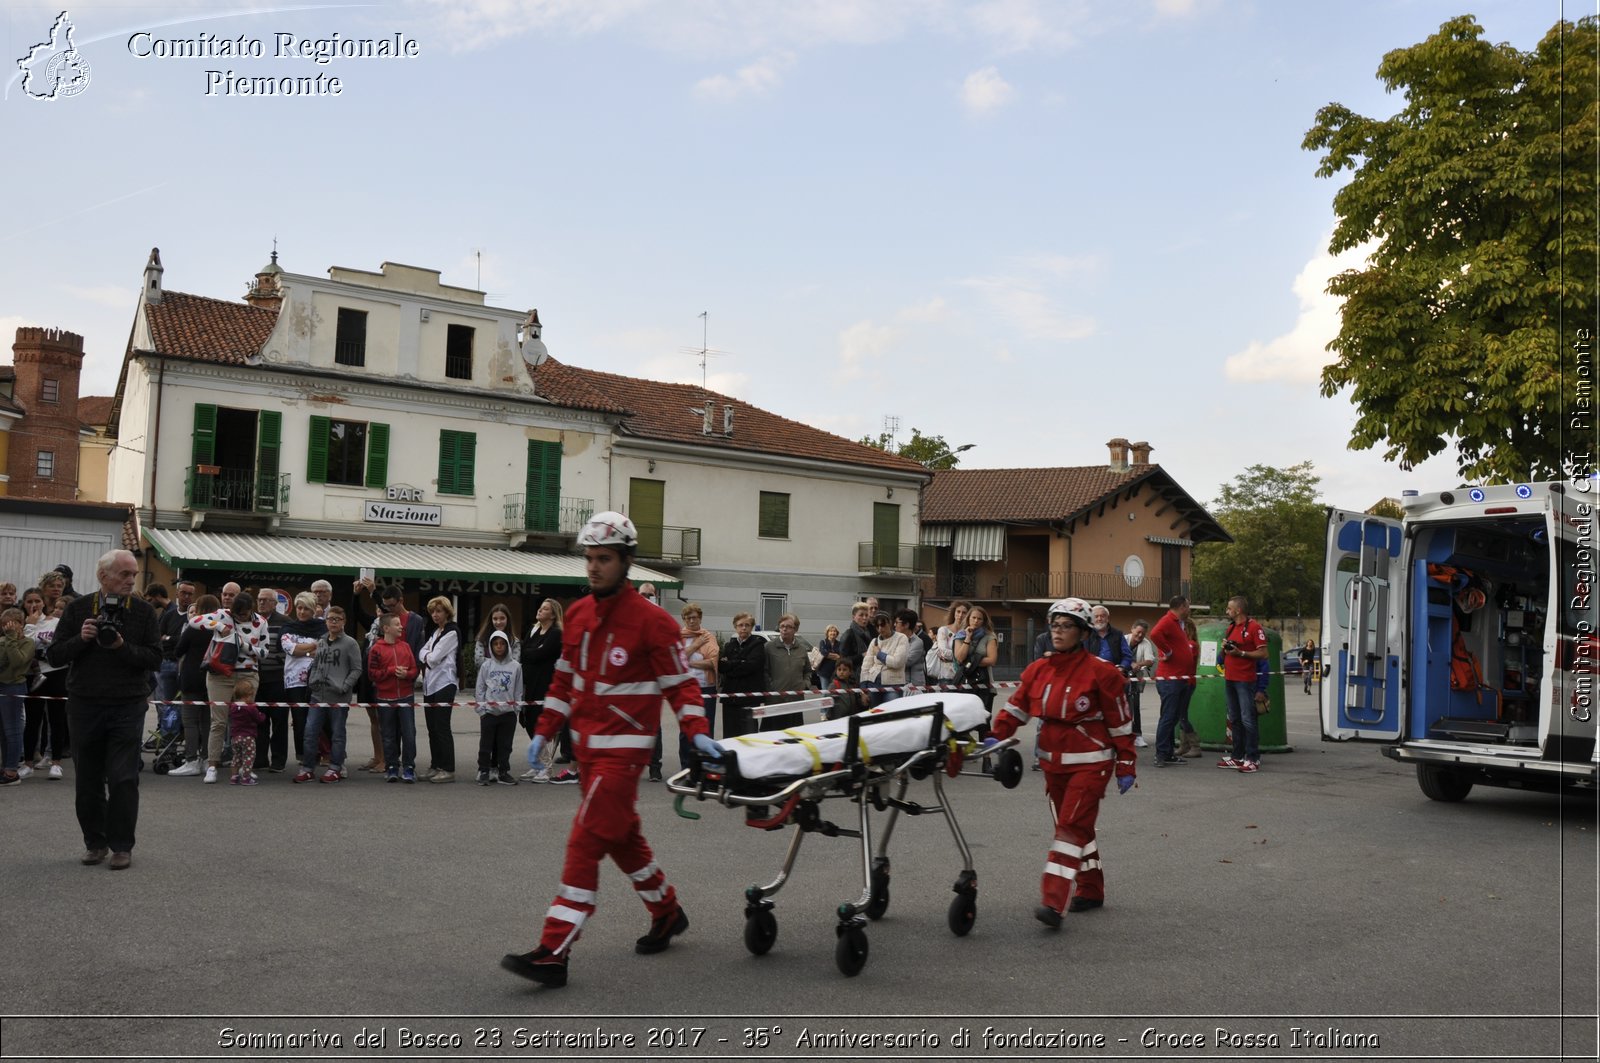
[148,355,165,550]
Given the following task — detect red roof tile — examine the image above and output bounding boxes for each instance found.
[78,395,114,427]
[143,291,278,364]
[533,359,929,475]
[923,465,1230,543]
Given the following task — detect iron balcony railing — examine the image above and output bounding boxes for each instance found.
[931,570,1189,604]
[857,541,936,575]
[186,466,289,515]
[635,525,701,565]
[501,494,594,536]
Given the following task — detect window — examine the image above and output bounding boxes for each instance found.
[307,416,389,488]
[760,593,788,632]
[35,450,54,478]
[335,308,367,367]
[524,439,562,532]
[445,324,474,380]
[41,378,59,404]
[758,491,790,539]
[438,429,476,495]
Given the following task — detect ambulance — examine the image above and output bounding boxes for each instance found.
[1320,481,1599,800]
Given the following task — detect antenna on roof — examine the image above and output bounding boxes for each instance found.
[883,414,901,449]
[476,250,481,291]
[677,310,732,392]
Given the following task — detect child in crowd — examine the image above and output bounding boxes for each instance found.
[230,697,266,786]
[827,657,865,720]
[368,613,419,783]
[0,608,36,786]
[475,630,522,785]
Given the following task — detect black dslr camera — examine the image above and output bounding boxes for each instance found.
[1221,638,1240,655]
[95,594,126,647]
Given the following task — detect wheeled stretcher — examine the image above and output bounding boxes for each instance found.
[666,692,1023,976]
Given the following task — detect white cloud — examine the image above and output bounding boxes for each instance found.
[961,66,1015,113]
[959,252,1097,344]
[1152,0,1198,18]
[61,284,132,309]
[966,0,1083,52]
[694,52,794,100]
[1223,237,1371,385]
[896,297,948,323]
[837,319,897,379]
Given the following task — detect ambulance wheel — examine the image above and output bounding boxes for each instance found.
[948,891,977,936]
[865,866,891,920]
[1417,764,1474,802]
[835,925,869,977]
[743,909,777,955]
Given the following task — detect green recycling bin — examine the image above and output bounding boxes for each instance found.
[1188,621,1293,754]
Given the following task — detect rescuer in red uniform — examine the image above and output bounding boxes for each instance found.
[501,513,717,988]
[988,597,1137,928]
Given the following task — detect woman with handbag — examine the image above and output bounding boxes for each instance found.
[926,601,969,688]
[953,604,998,717]
[191,591,268,785]
[517,598,564,780]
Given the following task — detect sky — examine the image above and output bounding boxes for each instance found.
[0,0,1577,513]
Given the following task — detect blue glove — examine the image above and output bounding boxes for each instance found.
[526,735,545,768]
[1116,774,1135,795]
[876,651,887,663]
[691,733,722,760]
[978,736,1001,754]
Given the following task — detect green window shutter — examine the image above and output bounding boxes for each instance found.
[307,415,330,484]
[458,431,476,495]
[525,440,563,532]
[438,431,458,495]
[759,491,790,538]
[629,478,665,557]
[365,422,390,489]
[256,410,282,511]
[191,403,217,466]
[873,501,899,568]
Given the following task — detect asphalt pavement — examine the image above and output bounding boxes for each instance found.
[0,686,1595,1061]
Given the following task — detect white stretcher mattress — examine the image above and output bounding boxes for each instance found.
[717,692,988,782]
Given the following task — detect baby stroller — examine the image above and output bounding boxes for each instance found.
[146,704,185,774]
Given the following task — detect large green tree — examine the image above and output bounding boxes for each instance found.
[1191,463,1325,620]
[1304,15,1597,483]
[859,426,970,469]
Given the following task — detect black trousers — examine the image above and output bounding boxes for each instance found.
[255,674,288,769]
[478,712,516,774]
[67,697,145,853]
[424,686,456,772]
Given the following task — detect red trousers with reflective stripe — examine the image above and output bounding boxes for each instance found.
[539,763,677,956]
[1041,766,1111,911]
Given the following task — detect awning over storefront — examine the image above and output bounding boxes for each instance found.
[142,528,682,589]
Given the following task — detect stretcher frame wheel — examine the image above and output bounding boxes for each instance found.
[744,906,778,955]
[865,858,891,921]
[948,869,978,937]
[835,923,869,977]
[993,748,1025,789]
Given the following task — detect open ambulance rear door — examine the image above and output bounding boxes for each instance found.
[1321,510,1405,741]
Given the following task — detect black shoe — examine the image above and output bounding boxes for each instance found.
[496,771,518,786]
[477,770,491,785]
[1034,905,1062,929]
[500,947,568,987]
[1154,756,1186,767]
[635,906,688,954]
[1068,897,1104,913]
[648,765,663,782]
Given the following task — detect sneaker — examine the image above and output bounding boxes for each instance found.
[47,764,63,780]
[532,765,551,784]
[647,765,663,782]
[203,766,219,784]
[1216,756,1241,769]
[386,770,400,783]
[1133,735,1148,748]
[1068,896,1104,913]
[1034,905,1062,929]
[477,770,491,785]
[241,774,259,786]
[268,764,286,774]
[16,764,32,779]
[1237,759,1260,774]
[169,759,202,777]
[293,770,315,784]
[320,769,340,783]
[518,767,541,782]
[0,772,20,787]
[635,906,688,954]
[230,774,241,785]
[496,771,518,786]
[401,768,416,784]
[1154,756,1185,767]
[548,768,580,785]
[142,737,159,752]
[500,947,568,987]
[429,770,455,784]
[337,765,348,779]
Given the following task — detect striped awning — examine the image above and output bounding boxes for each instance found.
[1145,535,1195,547]
[952,524,1005,562]
[919,523,953,546]
[142,528,681,588]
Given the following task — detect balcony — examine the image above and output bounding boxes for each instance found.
[185,466,289,515]
[858,541,936,576]
[931,570,1189,605]
[635,525,701,566]
[501,494,594,536]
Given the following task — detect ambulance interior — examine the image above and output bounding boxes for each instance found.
[1409,517,1549,744]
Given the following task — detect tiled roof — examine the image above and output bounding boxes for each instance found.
[923,465,1231,543]
[79,395,114,427]
[143,291,278,364]
[532,359,929,475]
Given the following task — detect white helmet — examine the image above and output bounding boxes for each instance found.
[577,511,638,551]
[1047,597,1093,631]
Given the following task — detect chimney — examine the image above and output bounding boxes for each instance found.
[1129,440,1152,465]
[8,326,85,500]
[1107,437,1131,472]
[244,249,284,310]
[722,404,734,436]
[143,247,164,305]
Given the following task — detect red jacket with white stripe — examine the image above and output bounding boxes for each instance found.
[991,646,1136,776]
[536,582,709,764]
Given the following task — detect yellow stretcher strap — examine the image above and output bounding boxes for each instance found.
[729,731,828,775]
[781,728,826,773]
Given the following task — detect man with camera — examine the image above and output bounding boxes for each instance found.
[46,550,162,870]
[1217,595,1268,774]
